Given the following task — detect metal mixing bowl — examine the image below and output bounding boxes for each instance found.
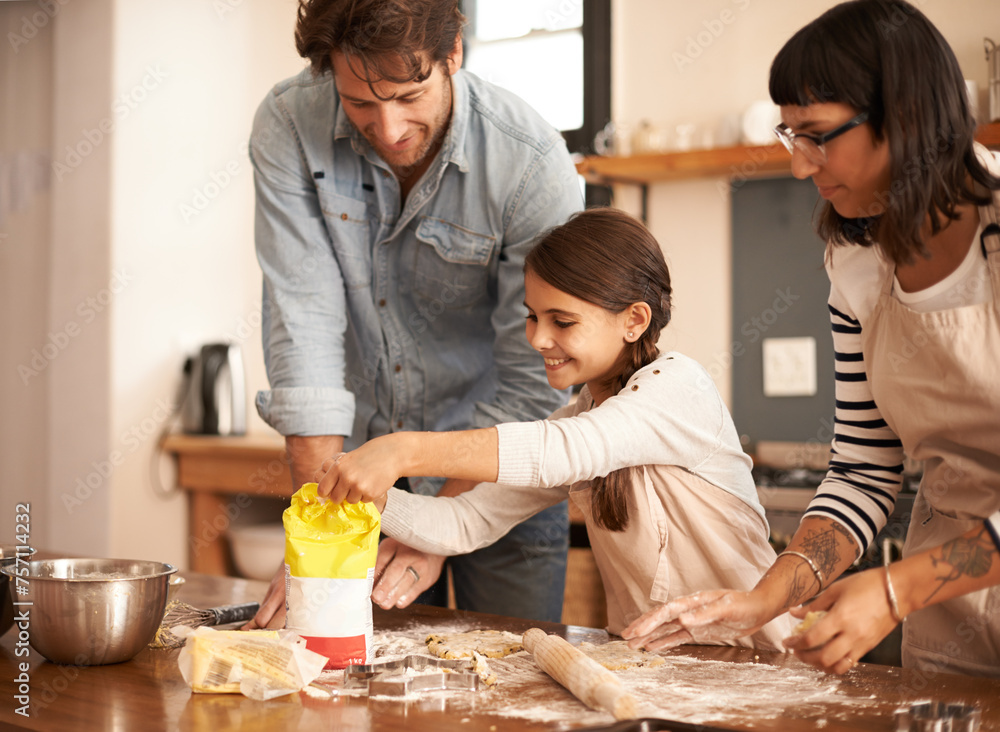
[0,558,176,665]
[1,545,35,637]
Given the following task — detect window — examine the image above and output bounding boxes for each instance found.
[462,0,611,205]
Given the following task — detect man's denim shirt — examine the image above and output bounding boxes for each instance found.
[251,67,581,490]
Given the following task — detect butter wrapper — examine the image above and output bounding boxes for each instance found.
[177,627,327,700]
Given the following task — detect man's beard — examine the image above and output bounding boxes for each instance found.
[359,75,453,181]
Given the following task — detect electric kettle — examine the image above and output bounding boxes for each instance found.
[181,343,247,435]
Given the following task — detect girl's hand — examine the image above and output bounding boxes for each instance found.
[315,434,403,504]
[622,589,775,650]
[783,568,899,674]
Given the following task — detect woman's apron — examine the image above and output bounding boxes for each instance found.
[862,199,1000,676]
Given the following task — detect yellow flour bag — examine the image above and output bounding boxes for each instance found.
[282,483,381,669]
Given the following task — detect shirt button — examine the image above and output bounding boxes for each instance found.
[396,420,403,428]
[394,364,402,373]
[631,385,639,391]
[379,299,386,307]
[653,370,660,375]
[381,170,391,178]
[340,213,348,220]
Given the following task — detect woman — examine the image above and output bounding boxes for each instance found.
[622,0,1000,677]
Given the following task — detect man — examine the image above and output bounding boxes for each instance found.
[246,0,582,627]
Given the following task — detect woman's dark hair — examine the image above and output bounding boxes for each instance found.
[525,207,673,532]
[769,0,1000,265]
[295,0,465,88]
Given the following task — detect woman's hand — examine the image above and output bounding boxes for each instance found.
[783,568,899,674]
[315,434,405,504]
[371,538,446,609]
[621,589,777,650]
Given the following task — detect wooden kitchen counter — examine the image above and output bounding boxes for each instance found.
[2,570,1000,731]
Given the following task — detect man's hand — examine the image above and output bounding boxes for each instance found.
[371,537,446,610]
[241,561,287,630]
[287,434,344,492]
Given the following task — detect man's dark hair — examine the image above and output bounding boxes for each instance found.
[295,0,465,86]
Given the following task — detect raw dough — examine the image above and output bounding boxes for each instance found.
[471,650,498,687]
[425,630,524,659]
[794,610,827,635]
[577,641,666,671]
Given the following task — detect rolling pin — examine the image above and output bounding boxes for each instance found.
[522,628,638,720]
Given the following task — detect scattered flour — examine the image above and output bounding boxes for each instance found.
[307,622,887,727]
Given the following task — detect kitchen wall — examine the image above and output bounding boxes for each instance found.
[1,0,303,562]
[0,0,995,565]
[0,1,61,553]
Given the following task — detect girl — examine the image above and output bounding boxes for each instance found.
[623,0,1000,677]
[319,207,795,649]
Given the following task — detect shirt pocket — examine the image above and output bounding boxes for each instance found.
[413,216,497,309]
[319,191,372,291]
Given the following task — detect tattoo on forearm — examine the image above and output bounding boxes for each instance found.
[784,565,815,608]
[798,522,858,579]
[924,525,997,605]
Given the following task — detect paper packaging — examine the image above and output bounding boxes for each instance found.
[283,482,381,669]
[177,626,328,700]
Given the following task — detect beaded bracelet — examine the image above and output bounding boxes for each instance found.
[778,550,825,592]
[884,565,904,623]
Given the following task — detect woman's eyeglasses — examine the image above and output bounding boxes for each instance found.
[773,111,869,165]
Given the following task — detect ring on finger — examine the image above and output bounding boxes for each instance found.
[405,566,420,583]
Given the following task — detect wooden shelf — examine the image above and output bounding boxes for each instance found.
[978,120,1000,148]
[576,121,1000,186]
[576,142,789,185]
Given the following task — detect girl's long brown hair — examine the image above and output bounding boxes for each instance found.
[525,208,673,532]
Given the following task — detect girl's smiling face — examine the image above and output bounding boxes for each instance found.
[524,270,635,404]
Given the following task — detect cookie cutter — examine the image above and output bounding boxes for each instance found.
[343,655,481,696]
[894,701,981,732]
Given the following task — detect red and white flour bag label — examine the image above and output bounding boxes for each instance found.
[283,482,381,669]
